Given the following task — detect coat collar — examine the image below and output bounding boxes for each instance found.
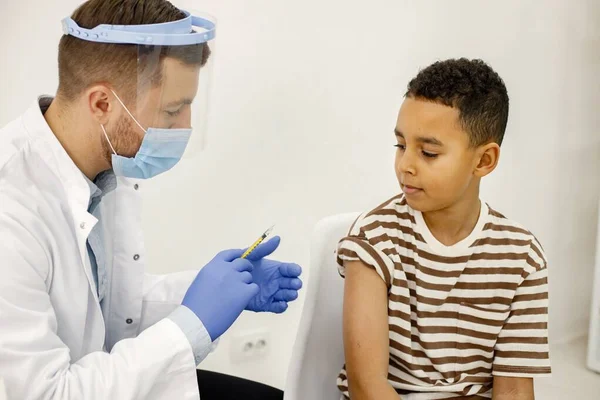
[22,96,96,224]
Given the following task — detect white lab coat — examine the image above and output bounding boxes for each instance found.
[0,98,203,400]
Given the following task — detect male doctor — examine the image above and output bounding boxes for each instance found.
[0,1,303,399]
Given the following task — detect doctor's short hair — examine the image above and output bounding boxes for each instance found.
[57,0,211,103]
[405,58,509,147]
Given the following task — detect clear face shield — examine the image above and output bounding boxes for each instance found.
[134,20,215,160]
[62,9,215,168]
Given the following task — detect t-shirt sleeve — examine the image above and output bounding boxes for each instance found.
[336,212,395,289]
[493,240,551,377]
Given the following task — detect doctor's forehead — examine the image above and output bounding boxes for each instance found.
[158,58,201,101]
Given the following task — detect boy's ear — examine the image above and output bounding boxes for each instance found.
[474,142,500,178]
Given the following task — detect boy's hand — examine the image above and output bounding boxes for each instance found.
[492,377,534,400]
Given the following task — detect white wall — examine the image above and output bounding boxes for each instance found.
[1,0,599,390]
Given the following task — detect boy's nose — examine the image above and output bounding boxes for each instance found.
[397,151,417,176]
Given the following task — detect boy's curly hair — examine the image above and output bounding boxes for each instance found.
[406,58,509,146]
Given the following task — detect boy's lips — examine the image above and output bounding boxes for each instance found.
[402,184,422,195]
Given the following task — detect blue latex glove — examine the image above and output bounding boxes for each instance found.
[244,236,303,313]
[182,249,259,341]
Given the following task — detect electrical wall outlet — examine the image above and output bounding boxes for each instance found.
[230,329,270,363]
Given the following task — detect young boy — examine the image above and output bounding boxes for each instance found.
[336,59,550,400]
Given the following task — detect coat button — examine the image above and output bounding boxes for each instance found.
[134,184,139,190]
[80,222,86,229]
[126,318,133,324]
[133,254,140,261]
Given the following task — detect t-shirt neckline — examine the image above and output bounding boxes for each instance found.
[414,200,489,254]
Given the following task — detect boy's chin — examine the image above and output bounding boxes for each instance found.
[404,195,425,211]
[404,195,442,214]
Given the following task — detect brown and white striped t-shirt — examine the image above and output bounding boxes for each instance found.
[336,194,551,399]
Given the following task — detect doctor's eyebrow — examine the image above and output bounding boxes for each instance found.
[164,98,193,108]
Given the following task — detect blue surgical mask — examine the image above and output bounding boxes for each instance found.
[100,90,192,179]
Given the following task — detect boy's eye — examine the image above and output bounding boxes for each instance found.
[422,151,438,158]
[395,144,437,158]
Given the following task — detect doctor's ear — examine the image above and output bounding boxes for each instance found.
[86,86,116,125]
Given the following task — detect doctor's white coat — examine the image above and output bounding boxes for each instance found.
[0,98,204,399]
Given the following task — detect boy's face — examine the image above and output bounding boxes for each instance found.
[394,97,482,213]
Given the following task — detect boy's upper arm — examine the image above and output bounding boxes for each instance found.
[343,260,394,395]
[492,376,534,400]
[493,242,551,377]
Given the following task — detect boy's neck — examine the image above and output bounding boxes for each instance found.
[421,184,482,247]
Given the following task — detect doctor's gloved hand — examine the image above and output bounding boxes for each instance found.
[244,236,303,313]
[182,249,259,341]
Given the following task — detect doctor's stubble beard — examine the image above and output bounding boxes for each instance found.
[101,115,144,165]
